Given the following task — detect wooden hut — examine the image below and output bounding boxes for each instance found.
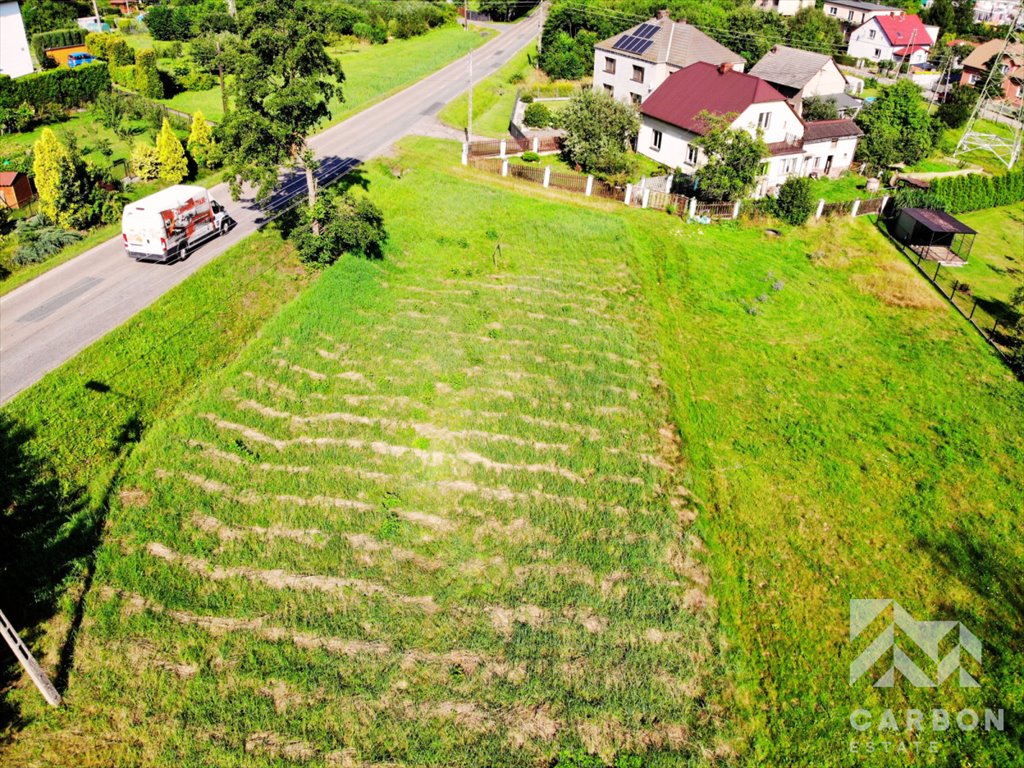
[0,171,33,209]
[889,207,977,266]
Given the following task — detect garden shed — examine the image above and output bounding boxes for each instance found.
[0,171,33,209]
[889,207,977,266]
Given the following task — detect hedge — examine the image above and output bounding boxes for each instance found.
[0,62,111,111]
[30,27,87,65]
[926,171,1024,214]
[85,32,135,66]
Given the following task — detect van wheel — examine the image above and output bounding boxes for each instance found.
[220,221,229,236]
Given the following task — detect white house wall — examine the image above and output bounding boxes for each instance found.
[0,2,34,79]
[798,63,849,100]
[592,51,664,105]
[847,18,931,64]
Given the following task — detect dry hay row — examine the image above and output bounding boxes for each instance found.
[232,397,573,453]
[399,285,628,322]
[393,297,620,334]
[198,414,589,483]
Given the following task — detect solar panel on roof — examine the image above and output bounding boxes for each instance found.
[613,34,654,55]
[625,36,642,52]
[635,38,654,54]
[613,35,632,51]
[636,23,658,39]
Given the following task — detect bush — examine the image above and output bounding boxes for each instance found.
[109,63,136,89]
[134,49,164,99]
[520,93,534,104]
[13,217,83,266]
[925,170,1024,213]
[130,142,161,181]
[523,102,552,128]
[30,27,87,66]
[772,176,816,225]
[292,191,387,267]
[522,151,540,163]
[0,62,111,112]
[85,32,134,66]
[145,5,192,41]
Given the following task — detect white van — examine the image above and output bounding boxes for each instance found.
[122,185,230,262]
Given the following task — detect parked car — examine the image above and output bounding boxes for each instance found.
[67,52,96,68]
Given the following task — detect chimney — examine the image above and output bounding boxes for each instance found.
[718,62,730,74]
[657,9,670,20]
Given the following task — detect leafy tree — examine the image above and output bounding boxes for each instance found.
[559,89,639,176]
[693,112,767,202]
[523,102,552,128]
[219,0,345,210]
[145,5,193,41]
[924,0,955,34]
[32,128,88,228]
[539,30,595,81]
[855,79,934,169]
[785,7,844,56]
[801,96,839,122]
[936,83,978,128]
[134,49,164,99]
[156,118,188,184]
[479,0,538,22]
[292,190,387,267]
[952,0,976,36]
[187,111,220,168]
[130,142,161,181]
[21,0,78,37]
[772,176,815,225]
[718,8,787,65]
[979,54,1008,101]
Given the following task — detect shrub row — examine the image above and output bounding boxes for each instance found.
[0,62,110,111]
[85,32,135,66]
[925,171,1024,214]
[30,27,87,66]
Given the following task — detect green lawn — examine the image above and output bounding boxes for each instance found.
[2,138,1022,766]
[808,173,873,202]
[441,44,537,136]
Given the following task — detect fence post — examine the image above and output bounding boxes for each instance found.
[501,159,509,177]
[732,200,741,219]
[665,174,673,193]
[624,183,632,205]
[499,139,507,158]
[688,197,697,218]
[969,299,977,321]
[933,262,941,281]
[543,166,551,188]
[585,175,593,196]
[532,136,539,153]
[815,199,825,219]
[639,188,649,208]
[850,199,861,217]
[880,194,889,215]
[461,143,468,166]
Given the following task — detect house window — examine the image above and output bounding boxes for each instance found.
[604,57,616,74]
[868,29,876,40]
[632,65,644,83]
[604,84,614,95]
[652,130,663,151]
[874,49,881,58]
[848,10,854,20]
[813,156,821,169]
[631,92,642,106]
[686,144,698,164]
[757,111,771,130]
[828,6,836,15]
[970,73,980,84]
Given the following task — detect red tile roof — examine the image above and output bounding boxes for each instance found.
[640,62,788,134]
[0,171,23,186]
[875,14,933,48]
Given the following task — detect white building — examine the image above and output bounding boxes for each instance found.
[637,62,863,197]
[592,10,744,106]
[749,45,857,116]
[823,0,900,31]
[847,13,938,66]
[0,1,34,79]
[753,0,817,16]
[973,0,1021,26]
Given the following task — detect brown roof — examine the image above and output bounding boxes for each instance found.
[0,171,24,186]
[961,38,1024,71]
[801,119,864,142]
[900,208,976,235]
[595,15,743,69]
[641,62,788,134]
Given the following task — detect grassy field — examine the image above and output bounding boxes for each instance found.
[940,203,1024,324]
[2,138,1022,766]
[441,44,537,136]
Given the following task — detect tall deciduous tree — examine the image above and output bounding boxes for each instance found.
[692,112,767,202]
[32,128,88,228]
[219,0,344,208]
[786,7,844,56]
[560,89,639,176]
[156,118,188,184]
[855,79,934,169]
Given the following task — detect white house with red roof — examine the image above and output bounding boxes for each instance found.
[846,13,939,66]
[638,62,863,197]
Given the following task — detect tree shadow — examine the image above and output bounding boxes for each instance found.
[0,414,87,734]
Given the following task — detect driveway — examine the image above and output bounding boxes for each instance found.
[0,12,544,404]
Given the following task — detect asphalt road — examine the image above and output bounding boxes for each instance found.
[0,13,543,404]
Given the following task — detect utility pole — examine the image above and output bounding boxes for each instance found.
[464,0,469,30]
[215,36,228,117]
[90,0,101,26]
[0,610,61,707]
[468,48,474,141]
[898,28,917,80]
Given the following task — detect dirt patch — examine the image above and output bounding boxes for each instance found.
[476,517,554,544]
[406,700,495,733]
[245,732,317,761]
[192,512,328,548]
[577,719,692,762]
[682,587,716,613]
[172,469,373,513]
[146,542,437,612]
[506,704,562,748]
[118,488,151,508]
[258,679,311,714]
[336,371,375,386]
[242,371,301,399]
[344,533,443,572]
[187,440,311,474]
[485,604,549,637]
[397,510,453,532]
[271,358,327,381]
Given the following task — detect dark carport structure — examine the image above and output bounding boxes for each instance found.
[889,207,977,266]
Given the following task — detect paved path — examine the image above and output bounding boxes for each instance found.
[0,14,543,404]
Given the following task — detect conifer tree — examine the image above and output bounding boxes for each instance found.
[156,118,188,184]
